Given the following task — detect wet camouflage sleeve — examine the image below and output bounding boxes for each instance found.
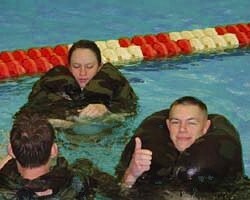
[15,66,82,119]
[15,63,137,119]
[83,62,138,113]
[115,109,244,186]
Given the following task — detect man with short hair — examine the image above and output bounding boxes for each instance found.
[0,111,95,199]
[116,96,243,189]
[166,95,211,152]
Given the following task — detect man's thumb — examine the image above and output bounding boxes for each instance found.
[134,137,142,151]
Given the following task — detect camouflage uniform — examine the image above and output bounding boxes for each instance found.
[16,63,137,119]
[0,157,95,199]
[116,109,244,189]
[0,157,128,199]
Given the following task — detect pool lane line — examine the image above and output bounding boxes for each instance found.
[0,22,249,80]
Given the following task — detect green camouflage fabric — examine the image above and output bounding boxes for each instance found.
[0,157,95,199]
[0,157,130,199]
[115,109,244,189]
[16,63,137,119]
[117,177,250,200]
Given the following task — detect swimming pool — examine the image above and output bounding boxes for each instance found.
[0,0,250,198]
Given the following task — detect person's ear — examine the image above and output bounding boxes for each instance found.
[7,143,15,158]
[166,119,170,129]
[203,119,211,135]
[50,143,58,158]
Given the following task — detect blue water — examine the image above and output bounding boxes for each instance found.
[0,0,250,196]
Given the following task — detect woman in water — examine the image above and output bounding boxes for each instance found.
[16,40,137,121]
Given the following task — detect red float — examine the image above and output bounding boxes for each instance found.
[235,32,250,47]
[156,33,171,43]
[0,62,10,79]
[236,24,250,33]
[215,26,228,35]
[49,55,66,66]
[41,47,55,58]
[152,42,168,57]
[163,41,181,57]
[119,38,132,47]
[6,61,26,77]
[22,59,38,74]
[0,51,15,62]
[131,35,147,46]
[27,48,42,59]
[54,45,68,56]
[176,39,193,54]
[144,35,159,45]
[13,50,28,62]
[140,44,157,59]
[34,57,53,73]
[226,25,240,34]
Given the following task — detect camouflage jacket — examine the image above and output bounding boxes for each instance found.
[0,157,95,199]
[0,157,127,200]
[115,109,244,189]
[17,63,137,119]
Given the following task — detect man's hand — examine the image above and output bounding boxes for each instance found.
[78,104,109,118]
[122,137,152,188]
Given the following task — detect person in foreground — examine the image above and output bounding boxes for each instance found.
[0,111,99,199]
[16,39,137,121]
[116,96,244,192]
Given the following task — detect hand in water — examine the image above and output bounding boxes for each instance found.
[78,104,109,118]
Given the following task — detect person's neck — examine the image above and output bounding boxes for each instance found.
[17,162,50,180]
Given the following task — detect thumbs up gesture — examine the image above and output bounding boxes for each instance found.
[122,137,152,188]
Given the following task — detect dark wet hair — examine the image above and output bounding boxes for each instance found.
[68,39,102,65]
[169,96,208,116]
[10,111,55,168]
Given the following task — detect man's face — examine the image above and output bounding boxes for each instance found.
[166,104,210,152]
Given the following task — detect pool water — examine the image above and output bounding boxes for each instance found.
[0,0,250,198]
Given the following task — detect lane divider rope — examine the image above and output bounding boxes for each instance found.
[0,22,249,80]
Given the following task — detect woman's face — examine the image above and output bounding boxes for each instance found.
[69,48,102,89]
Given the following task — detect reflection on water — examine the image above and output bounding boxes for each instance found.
[54,114,137,176]
[52,113,129,144]
[123,49,250,73]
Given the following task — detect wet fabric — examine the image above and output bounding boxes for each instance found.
[0,157,95,199]
[115,109,244,190]
[16,63,137,119]
[119,177,250,200]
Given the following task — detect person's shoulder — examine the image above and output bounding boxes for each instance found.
[43,65,71,77]
[152,109,169,117]
[38,65,77,87]
[0,157,16,174]
[96,63,132,86]
[0,155,12,170]
[143,109,169,122]
[102,62,117,70]
[207,113,240,140]
[100,62,123,77]
[135,109,169,138]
